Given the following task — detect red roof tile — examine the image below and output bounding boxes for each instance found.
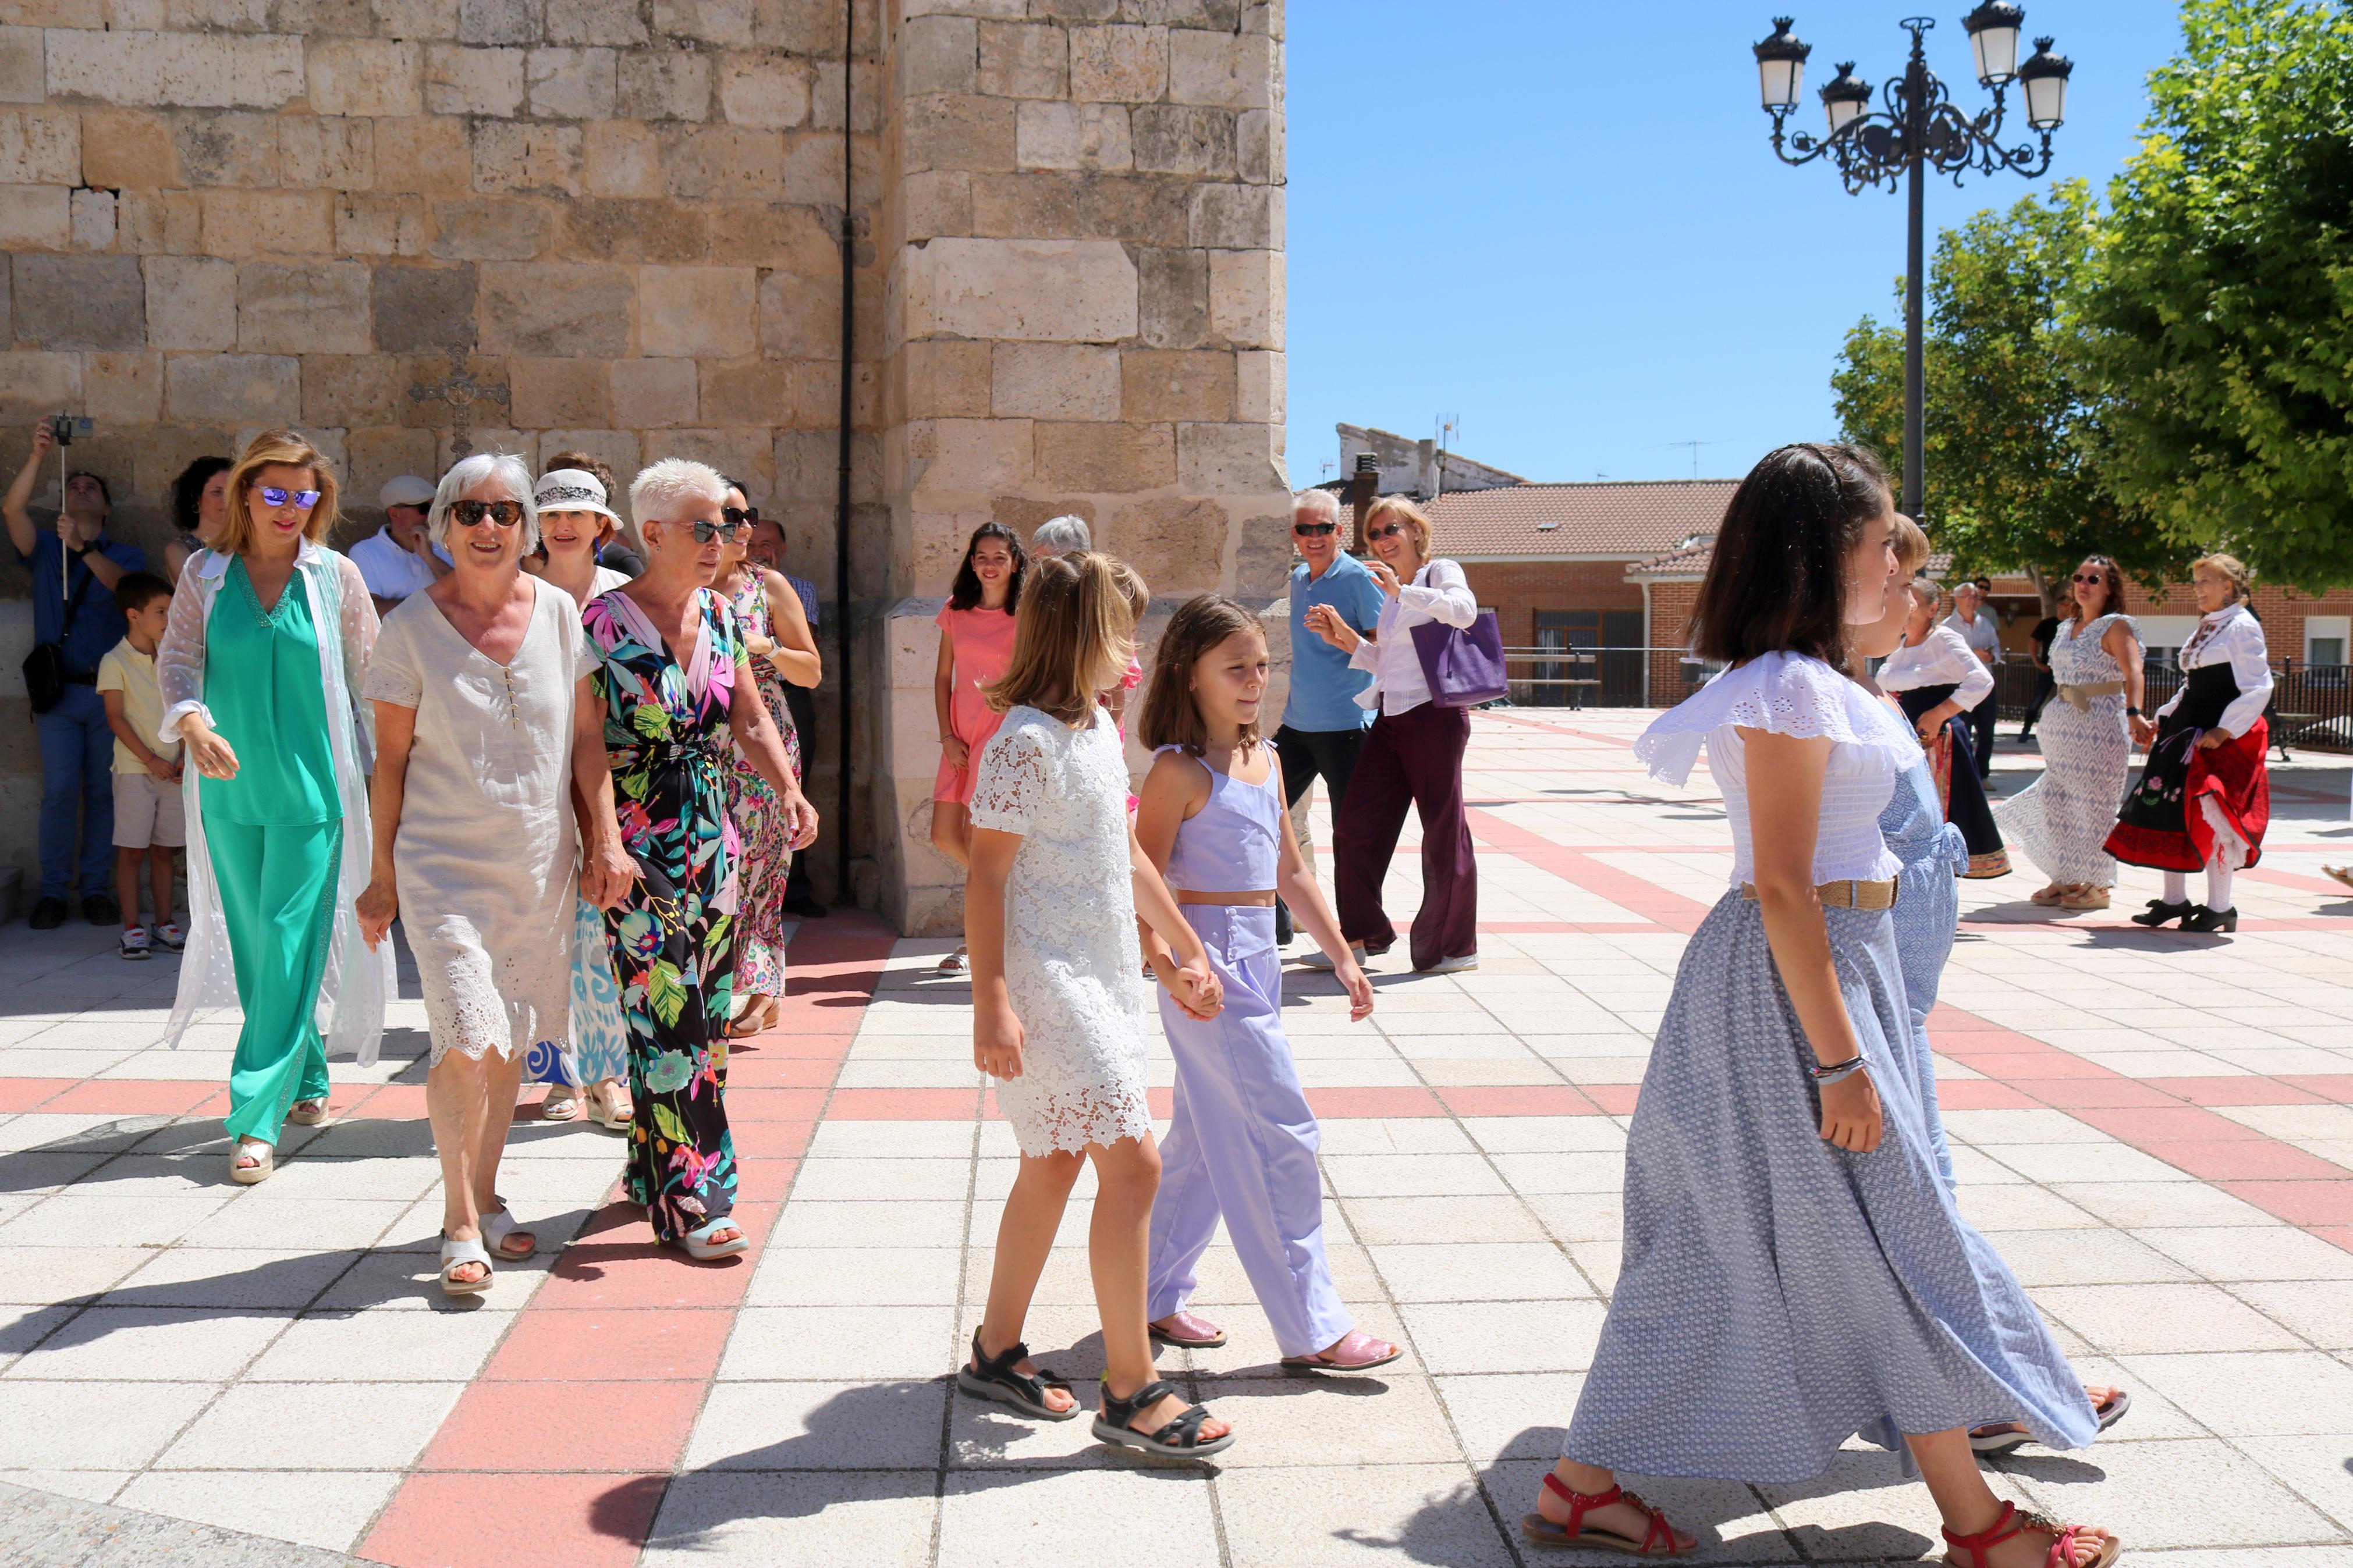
[1424,481,1740,560]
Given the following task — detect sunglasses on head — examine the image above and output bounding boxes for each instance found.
[722,505,760,525]
[1292,521,1337,536]
[1366,521,1411,541]
[259,486,321,511]
[449,500,525,528]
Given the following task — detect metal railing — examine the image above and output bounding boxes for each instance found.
[1994,659,2353,753]
[1499,647,1723,710]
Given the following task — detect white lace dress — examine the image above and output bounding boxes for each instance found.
[967,705,1154,1157]
[1993,613,2137,887]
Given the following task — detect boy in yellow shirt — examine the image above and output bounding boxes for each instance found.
[95,573,183,959]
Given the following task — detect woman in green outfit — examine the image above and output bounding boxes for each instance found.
[158,429,389,1184]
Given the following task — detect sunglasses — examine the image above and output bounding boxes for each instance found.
[2071,571,2107,585]
[1365,522,1411,542]
[259,487,321,511]
[672,518,744,543]
[722,505,761,526]
[1292,521,1337,536]
[449,500,526,528]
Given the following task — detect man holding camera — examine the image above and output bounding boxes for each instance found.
[6,419,145,929]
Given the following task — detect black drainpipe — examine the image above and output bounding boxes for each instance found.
[833,0,854,905]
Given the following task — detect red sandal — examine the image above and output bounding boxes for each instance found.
[1521,1472,1687,1556]
[1942,1499,2120,1568]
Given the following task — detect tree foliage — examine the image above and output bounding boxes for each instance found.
[2078,0,2353,591]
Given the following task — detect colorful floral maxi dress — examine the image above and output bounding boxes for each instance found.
[724,573,801,1002]
[583,585,743,1241]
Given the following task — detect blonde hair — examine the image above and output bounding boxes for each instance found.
[987,551,1140,726]
[1906,578,1943,613]
[1364,494,1432,558]
[217,429,340,556]
[1138,594,1265,757]
[2192,553,2252,603]
[1891,515,1930,576]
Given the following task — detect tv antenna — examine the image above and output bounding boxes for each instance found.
[1659,439,1723,482]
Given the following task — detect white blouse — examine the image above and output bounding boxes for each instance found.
[1877,625,1994,711]
[1638,652,1914,888]
[1348,557,1479,717]
[2156,603,2272,737]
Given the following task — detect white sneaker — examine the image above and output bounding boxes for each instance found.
[117,927,151,961]
[152,920,185,951]
[1417,953,1479,975]
[1296,943,1365,972]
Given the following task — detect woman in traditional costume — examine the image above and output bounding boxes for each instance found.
[1878,581,2010,879]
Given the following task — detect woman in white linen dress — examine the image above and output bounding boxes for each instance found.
[356,453,634,1295]
[1992,557,2143,911]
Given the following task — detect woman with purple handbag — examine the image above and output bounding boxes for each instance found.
[1305,496,1496,973]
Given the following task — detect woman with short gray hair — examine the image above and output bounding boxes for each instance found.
[1031,514,1091,558]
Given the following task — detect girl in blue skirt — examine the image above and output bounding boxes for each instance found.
[1528,447,2117,1568]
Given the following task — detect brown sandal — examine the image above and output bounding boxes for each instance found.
[1521,1473,1686,1556]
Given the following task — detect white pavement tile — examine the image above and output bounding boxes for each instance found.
[1485,1457,1797,1562]
[1399,1300,1606,1375]
[116,1468,401,1554]
[747,1246,963,1307]
[157,1379,463,1469]
[1433,1370,1580,1463]
[101,1247,361,1310]
[2124,1351,2353,1438]
[0,1380,218,1468]
[1333,1195,1541,1243]
[0,1245,154,1304]
[178,1197,413,1251]
[1460,1116,1626,1155]
[0,1469,131,1505]
[2231,1282,2353,1350]
[788,1157,973,1203]
[1974,1227,2195,1287]
[1368,1241,1594,1303]
[1208,1376,1466,1469]
[243,1306,517,1381]
[1988,1143,2196,1185]
[2008,1435,2345,1548]
[2035,1282,2309,1355]
[2049,1181,2288,1229]
[1758,1446,2038,1562]
[768,1200,968,1249]
[685,1378,947,1470]
[2234,1435,2353,1534]
[2,1306,291,1381]
[0,1193,233,1247]
[718,1304,959,1382]
[938,1468,1219,1568]
[1216,1462,1514,1567]
[643,1470,939,1568]
[2136,1225,2353,1282]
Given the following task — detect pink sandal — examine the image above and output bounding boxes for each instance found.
[1521,1473,1685,1556]
[1281,1329,1402,1372]
[1942,1500,2119,1568]
[1150,1310,1227,1348]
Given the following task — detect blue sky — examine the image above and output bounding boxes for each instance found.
[1283,1,2189,486]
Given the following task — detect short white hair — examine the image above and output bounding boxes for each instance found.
[627,458,728,550]
[1293,488,1341,523]
[429,451,538,554]
[1031,514,1091,556]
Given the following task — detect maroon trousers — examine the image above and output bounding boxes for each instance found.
[1334,701,1477,969]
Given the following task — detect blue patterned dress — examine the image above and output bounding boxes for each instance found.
[1564,653,2092,1482]
[1882,756,1969,1190]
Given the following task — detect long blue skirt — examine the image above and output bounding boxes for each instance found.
[1564,893,2093,1482]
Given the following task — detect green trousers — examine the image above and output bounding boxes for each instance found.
[206,816,342,1146]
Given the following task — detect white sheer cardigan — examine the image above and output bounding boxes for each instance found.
[155,541,391,1065]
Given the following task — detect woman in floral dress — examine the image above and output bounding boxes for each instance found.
[585,460,816,1260]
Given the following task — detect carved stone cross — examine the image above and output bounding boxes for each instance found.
[406,349,510,460]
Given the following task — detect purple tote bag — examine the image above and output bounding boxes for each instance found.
[1409,610,1509,707]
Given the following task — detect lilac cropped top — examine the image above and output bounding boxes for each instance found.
[1158,742,1284,891]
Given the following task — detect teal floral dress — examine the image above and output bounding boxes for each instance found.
[584,585,743,1241]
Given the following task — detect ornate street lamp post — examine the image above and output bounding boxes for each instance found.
[1754,10,2073,516]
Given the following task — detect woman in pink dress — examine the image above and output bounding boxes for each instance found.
[931,522,1025,972]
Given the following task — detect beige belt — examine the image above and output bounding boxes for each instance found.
[1741,878,1899,911]
[2056,680,2126,713]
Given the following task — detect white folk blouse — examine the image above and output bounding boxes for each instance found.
[2156,603,2272,737]
[1877,625,1994,712]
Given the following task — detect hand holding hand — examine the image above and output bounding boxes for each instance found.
[355,877,398,951]
[1337,959,1375,1022]
[782,790,819,851]
[1818,1069,1883,1153]
[584,840,640,909]
[2128,714,2157,748]
[975,1002,1025,1080]
[942,735,970,772]
[1169,960,1223,1021]
[145,756,179,784]
[181,720,239,781]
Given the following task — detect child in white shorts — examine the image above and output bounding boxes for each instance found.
[96,573,185,959]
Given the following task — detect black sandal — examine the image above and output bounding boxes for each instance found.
[1093,1378,1234,1459]
[2130,898,2194,929]
[956,1329,1078,1421]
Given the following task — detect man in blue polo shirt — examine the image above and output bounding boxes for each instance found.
[1275,488,1385,952]
[6,419,144,929]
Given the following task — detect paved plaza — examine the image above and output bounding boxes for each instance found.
[3,710,2353,1566]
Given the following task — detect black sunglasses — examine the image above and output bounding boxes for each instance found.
[1292,521,1337,536]
[1366,521,1411,541]
[448,500,524,528]
[682,518,744,543]
[722,505,760,525]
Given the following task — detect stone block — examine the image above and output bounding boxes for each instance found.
[372,262,475,350]
[428,196,548,259]
[1167,26,1269,108]
[992,342,1117,421]
[478,260,631,355]
[697,357,789,424]
[1230,505,1288,593]
[435,426,531,471]
[0,109,76,183]
[1074,176,1187,244]
[899,93,1015,176]
[145,254,237,350]
[1122,0,1239,23]
[0,350,79,419]
[664,125,785,200]
[115,189,200,253]
[1104,493,1225,592]
[654,0,750,46]
[0,25,43,104]
[1209,247,1278,349]
[425,44,525,116]
[616,47,712,120]
[527,47,615,118]
[457,0,538,45]
[164,353,298,423]
[171,111,281,188]
[892,13,974,98]
[900,237,1136,344]
[910,417,1030,493]
[1176,419,1277,493]
[236,260,372,353]
[1069,23,1162,102]
[510,355,608,425]
[281,116,374,190]
[14,254,143,349]
[780,126,874,205]
[544,0,641,44]
[69,187,113,251]
[45,31,304,109]
[1234,347,1279,424]
[716,54,808,128]
[1120,348,1230,423]
[581,120,661,198]
[967,172,1076,240]
[374,0,461,37]
[1188,182,1277,249]
[81,350,161,424]
[899,0,1024,15]
[375,117,473,197]
[344,425,439,514]
[305,38,423,117]
[638,264,754,357]
[334,193,431,257]
[128,424,234,515]
[0,184,68,250]
[757,265,835,359]
[1015,100,1130,173]
[559,195,709,262]
[977,20,1064,98]
[896,338,989,420]
[471,121,581,195]
[808,57,881,132]
[533,426,634,479]
[199,189,334,257]
[301,352,403,424]
[1130,104,1234,176]
[608,355,695,425]
[79,109,176,187]
[1237,105,1279,183]
[1134,246,1206,347]
[1034,421,1170,492]
[897,169,971,242]
[656,425,770,490]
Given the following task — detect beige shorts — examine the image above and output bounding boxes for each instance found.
[112,770,187,849]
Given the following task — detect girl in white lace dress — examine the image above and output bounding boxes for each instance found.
[958,551,1241,1460]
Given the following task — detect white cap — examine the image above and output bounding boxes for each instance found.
[534,468,620,523]
[380,475,436,509]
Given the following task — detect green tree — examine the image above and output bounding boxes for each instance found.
[2080,0,2353,590]
[1833,181,2170,603]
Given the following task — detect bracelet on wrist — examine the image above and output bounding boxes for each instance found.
[1809,1054,1869,1085]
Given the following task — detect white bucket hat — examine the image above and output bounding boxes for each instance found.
[534,468,620,523]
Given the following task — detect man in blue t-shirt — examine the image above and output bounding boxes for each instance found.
[6,420,145,929]
[1274,488,1385,949]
